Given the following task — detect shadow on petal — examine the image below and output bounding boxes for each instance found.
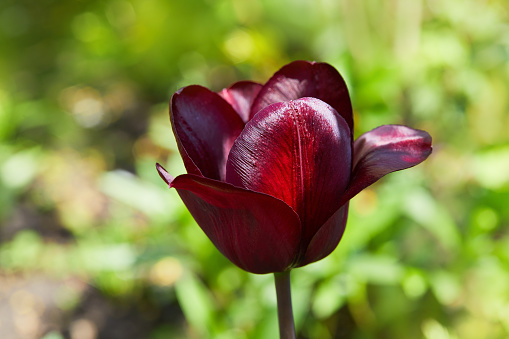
[171,85,245,181]
[299,203,349,267]
[218,81,262,123]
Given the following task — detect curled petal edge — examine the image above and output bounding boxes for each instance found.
[341,125,432,205]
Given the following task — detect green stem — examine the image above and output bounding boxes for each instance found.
[274,271,296,339]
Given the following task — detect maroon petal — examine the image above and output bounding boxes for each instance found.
[250,60,353,131]
[342,125,432,203]
[226,97,352,248]
[299,203,349,267]
[156,164,301,274]
[218,81,262,123]
[171,85,245,181]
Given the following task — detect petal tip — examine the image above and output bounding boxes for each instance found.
[156,163,174,186]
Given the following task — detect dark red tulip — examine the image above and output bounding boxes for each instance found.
[156,60,432,274]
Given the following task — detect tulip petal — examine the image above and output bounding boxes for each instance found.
[156,164,301,274]
[171,85,244,181]
[299,203,349,267]
[250,60,353,132]
[343,125,432,203]
[226,97,352,247]
[218,81,262,123]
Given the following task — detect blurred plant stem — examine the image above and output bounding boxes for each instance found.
[274,271,296,339]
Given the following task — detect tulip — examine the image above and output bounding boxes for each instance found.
[157,60,431,274]
[157,60,431,338]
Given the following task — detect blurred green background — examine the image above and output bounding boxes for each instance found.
[1,0,508,338]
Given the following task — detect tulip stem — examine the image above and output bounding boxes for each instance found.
[274,271,296,339]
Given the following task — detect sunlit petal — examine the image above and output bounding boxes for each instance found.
[227,97,351,247]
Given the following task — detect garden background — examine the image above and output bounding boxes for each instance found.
[1,0,509,338]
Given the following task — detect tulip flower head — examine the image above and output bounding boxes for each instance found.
[157,60,432,274]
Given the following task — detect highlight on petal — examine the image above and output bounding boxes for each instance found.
[226,97,352,247]
[299,203,349,267]
[166,170,301,274]
[171,85,245,181]
[218,81,262,123]
[343,125,432,203]
[250,60,353,132]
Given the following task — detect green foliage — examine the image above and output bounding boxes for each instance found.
[1,0,509,338]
